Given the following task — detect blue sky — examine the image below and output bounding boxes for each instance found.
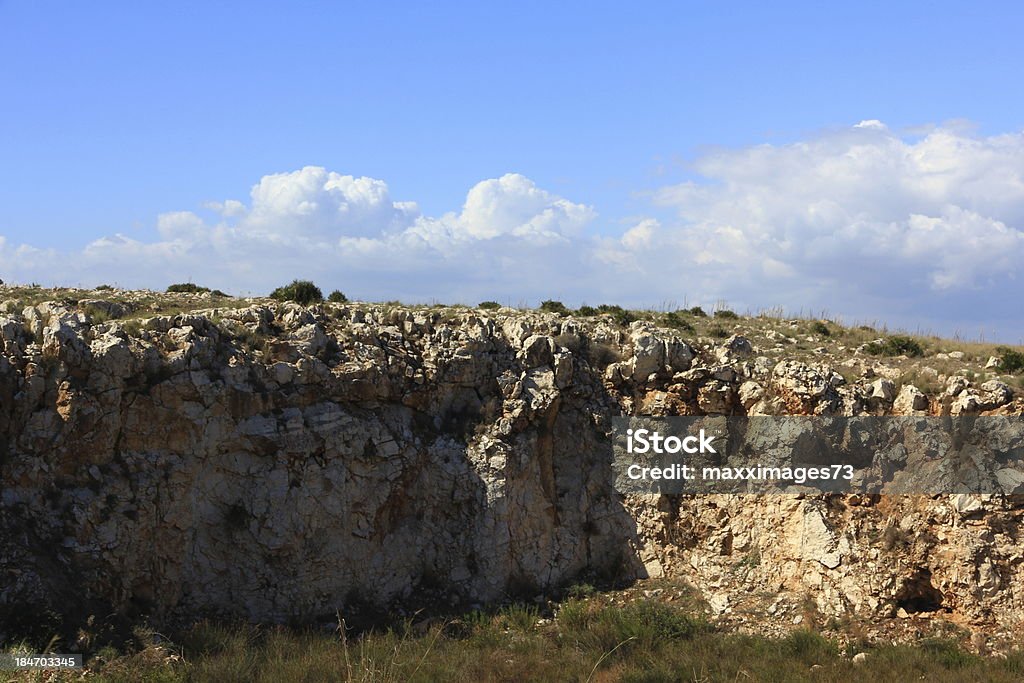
[2,2,1024,340]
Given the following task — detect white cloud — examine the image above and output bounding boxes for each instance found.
[456,173,594,240]
[157,211,208,241]
[203,199,246,218]
[3,123,1024,338]
[621,218,657,250]
[0,168,599,303]
[240,166,421,243]
[605,122,1024,330]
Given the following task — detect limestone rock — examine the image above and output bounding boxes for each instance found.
[520,334,555,368]
[771,361,839,414]
[738,381,764,410]
[626,327,666,381]
[869,378,896,403]
[893,384,928,414]
[2,291,1024,644]
[719,334,754,361]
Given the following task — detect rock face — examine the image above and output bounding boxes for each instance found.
[2,296,1024,639]
[1,301,643,628]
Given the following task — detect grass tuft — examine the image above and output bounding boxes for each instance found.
[864,335,925,358]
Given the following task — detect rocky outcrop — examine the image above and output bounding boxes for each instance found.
[1,295,1023,642]
[1,301,646,630]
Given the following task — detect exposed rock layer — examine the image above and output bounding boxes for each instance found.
[1,296,1023,641]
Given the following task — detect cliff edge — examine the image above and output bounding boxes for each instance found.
[2,288,1023,648]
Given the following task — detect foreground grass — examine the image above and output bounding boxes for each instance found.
[6,599,1024,682]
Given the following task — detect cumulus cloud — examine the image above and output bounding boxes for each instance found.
[240,167,421,243]
[599,122,1024,333]
[2,123,1024,338]
[0,168,600,303]
[157,211,208,241]
[456,173,595,240]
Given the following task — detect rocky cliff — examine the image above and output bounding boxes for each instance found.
[2,291,1023,647]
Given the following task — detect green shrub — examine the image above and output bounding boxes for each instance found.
[714,309,739,319]
[687,306,708,317]
[707,325,730,339]
[810,320,831,337]
[94,284,113,291]
[83,305,113,324]
[167,283,210,294]
[996,347,1024,373]
[576,305,598,316]
[566,582,597,599]
[864,335,924,358]
[585,342,621,368]
[478,300,501,310]
[269,280,323,306]
[219,320,267,353]
[540,300,569,315]
[327,290,348,303]
[662,311,694,331]
[554,333,582,353]
[597,304,636,326]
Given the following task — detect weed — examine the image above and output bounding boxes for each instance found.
[735,551,760,570]
[878,524,912,550]
[553,333,582,354]
[122,320,143,337]
[559,599,710,653]
[12,600,1023,682]
[83,305,112,324]
[539,300,569,315]
[864,335,925,357]
[780,629,838,662]
[597,304,636,326]
[497,604,540,632]
[585,342,621,368]
[662,311,694,332]
[810,320,831,337]
[566,583,597,599]
[918,638,981,669]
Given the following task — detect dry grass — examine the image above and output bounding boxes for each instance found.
[6,597,1024,682]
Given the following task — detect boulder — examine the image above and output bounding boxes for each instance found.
[893,384,928,414]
